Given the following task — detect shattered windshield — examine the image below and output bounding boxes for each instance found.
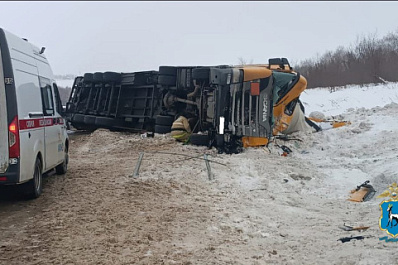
[272,71,297,103]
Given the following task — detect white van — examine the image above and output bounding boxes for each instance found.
[0,28,69,199]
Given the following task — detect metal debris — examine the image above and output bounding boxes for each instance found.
[132,152,145,177]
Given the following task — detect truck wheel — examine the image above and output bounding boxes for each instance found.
[155,125,171,134]
[84,115,96,125]
[159,66,177,76]
[72,122,96,132]
[155,115,174,126]
[93,72,103,82]
[95,116,116,127]
[83,73,93,83]
[103,72,121,83]
[192,67,210,80]
[56,145,68,175]
[158,75,176,86]
[24,157,43,199]
[189,133,209,146]
[72,113,85,123]
[71,122,85,130]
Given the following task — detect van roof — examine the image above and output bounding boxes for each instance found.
[0,28,47,60]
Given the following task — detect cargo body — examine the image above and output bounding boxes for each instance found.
[65,71,163,131]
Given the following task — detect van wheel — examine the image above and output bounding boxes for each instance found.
[56,146,68,175]
[24,158,43,199]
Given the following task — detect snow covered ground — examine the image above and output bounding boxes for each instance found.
[192,82,398,264]
[299,83,398,198]
[301,82,398,116]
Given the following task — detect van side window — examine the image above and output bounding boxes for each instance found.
[53,83,64,114]
[39,77,54,116]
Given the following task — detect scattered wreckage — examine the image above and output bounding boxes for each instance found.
[65,58,345,153]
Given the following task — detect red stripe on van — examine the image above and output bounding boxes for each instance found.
[19,118,64,130]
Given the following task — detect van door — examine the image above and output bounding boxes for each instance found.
[52,82,66,165]
[39,77,59,170]
[0,47,8,173]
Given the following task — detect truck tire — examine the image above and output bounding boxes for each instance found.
[192,67,210,80]
[95,116,120,127]
[93,72,103,82]
[155,125,171,134]
[189,133,209,146]
[159,66,177,76]
[24,157,42,199]
[84,115,96,125]
[155,115,174,126]
[132,73,151,86]
[71,122,85,130]
[71,122,95,131]
[72,113,85,123]
[158,75,176,86]
[83,73,93,83]
[56,144,68,175]
[103,72,122,83]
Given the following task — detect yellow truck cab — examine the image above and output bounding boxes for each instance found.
[156,58,309,153]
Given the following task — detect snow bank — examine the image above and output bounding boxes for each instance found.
[300,82,398,117]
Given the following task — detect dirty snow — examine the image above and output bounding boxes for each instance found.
[1,82,398,264]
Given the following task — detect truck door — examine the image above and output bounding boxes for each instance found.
[0,48,8,174]
[39,77,59,170]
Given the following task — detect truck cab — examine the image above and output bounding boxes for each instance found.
[0,28,69,198]
[157,58,308,153]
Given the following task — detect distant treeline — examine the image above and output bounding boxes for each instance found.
[295,30,398,88]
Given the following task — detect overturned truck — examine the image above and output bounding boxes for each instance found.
[65,58,311,153]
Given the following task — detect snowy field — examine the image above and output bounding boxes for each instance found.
[301,82,398,116]
[299,82,398,199]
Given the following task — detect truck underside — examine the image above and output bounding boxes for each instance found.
[65,58,311,153]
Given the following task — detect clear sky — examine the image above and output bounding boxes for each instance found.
[1,1,397,75]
